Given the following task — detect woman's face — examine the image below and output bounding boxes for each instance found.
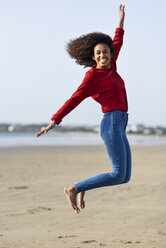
[92,43,112,69]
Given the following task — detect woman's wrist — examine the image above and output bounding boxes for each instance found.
[118,18,124,29]
[52,120,56,125]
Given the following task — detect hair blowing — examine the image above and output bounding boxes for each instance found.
[66,32,114,68]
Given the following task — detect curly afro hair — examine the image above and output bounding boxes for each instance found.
[66,32,114,68]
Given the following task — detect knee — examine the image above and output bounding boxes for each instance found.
[122,175,131,184]
[113,173,126,184]
[113,173,131,185]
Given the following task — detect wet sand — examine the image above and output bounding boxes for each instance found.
[0,145,166,248]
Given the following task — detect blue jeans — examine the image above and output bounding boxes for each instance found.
[75,110,132,193]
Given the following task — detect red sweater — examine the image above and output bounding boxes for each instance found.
[51,28,128,125]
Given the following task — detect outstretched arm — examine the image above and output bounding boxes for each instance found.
[36,70,95,138]
[118,4,125,29]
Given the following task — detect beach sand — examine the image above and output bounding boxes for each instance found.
[0,145,166,248]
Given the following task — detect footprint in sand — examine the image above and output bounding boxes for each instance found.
[99,243,106,247]
[57,235,77,239]
[8,206,52,216]
[8,186,29,190]
[158,231,166,235]
[120,240,141,244]
[82,240,97,244]
[65,235,77,238]
[27,206,52,214]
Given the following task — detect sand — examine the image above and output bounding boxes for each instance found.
[0,145,166,248]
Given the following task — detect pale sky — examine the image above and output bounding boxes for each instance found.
[0,0,166,126]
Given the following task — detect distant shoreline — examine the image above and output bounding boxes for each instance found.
[0,131,166,137]
[1,132,166,148]
[0,123,166,136]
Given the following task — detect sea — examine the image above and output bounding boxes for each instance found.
[0,132,166,147]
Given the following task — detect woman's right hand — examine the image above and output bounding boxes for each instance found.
[36,120,56,138]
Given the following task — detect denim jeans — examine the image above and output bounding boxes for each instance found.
[75,110,132,193]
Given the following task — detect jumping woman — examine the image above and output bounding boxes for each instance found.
[36,4,132,214]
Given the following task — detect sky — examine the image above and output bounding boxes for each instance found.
[0,0,166,126]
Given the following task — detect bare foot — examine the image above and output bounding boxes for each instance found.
[63,186,80,214]
[79,191,85,209]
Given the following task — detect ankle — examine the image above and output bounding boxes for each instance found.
[69,186,78,194]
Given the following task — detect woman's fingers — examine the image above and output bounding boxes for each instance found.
[36,121,56,138]
[36,129,46,138]
[119,4,125,19]
[36,126,49,138]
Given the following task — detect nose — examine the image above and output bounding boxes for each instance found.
[100,52,105,58]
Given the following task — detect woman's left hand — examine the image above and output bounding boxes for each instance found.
[119,4,125,20]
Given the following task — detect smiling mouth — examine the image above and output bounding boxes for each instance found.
[100,59,107,63]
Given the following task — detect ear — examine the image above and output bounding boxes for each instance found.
[92,54,96,61]
[110,52,114,61]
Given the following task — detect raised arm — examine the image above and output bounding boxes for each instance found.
[118,4,125,29]
[112,4,125,62]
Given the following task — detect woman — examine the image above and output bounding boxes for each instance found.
[36,4,131,214]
